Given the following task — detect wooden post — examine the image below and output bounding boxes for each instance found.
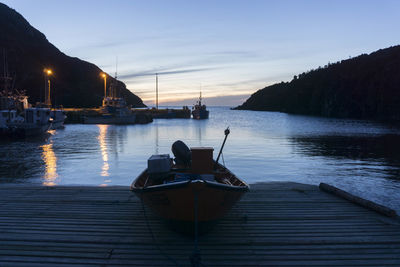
[319,183,397,217]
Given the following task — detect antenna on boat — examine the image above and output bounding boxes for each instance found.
[215,127,230,167]
[2,49,12,94]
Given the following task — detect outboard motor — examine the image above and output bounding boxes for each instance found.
[172,140,191,167]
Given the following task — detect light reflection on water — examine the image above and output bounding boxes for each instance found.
[1,107,400,213]
[98,125,110,179]
[41,142,58,186]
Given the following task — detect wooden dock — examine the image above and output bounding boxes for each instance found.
[0,182,399,266]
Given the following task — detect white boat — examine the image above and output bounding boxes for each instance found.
[50,109,67,129]
[0,92,51,138]
[0,53,51,138]
[7,107,51,137]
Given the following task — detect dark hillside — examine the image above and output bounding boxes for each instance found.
[0,3,145,108]
[235,45,400,121]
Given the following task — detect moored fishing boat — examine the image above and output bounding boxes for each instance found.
[0,51,54,138]
[84,74,136,124]
[83,96,136,124]
[191,92,209,120]
[131,128,248,232]
[0,93,51,138]
[0,66,51,138]
[7,107,51,137]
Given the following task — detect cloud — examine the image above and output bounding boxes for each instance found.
[148,93,252,107]
[119,67,217,79]
[64,41,124,55]
[205,50,259,58]
[214,74,292,88]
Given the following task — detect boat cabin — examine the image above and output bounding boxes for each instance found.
[102,97,127,108]
[23,108,51,125]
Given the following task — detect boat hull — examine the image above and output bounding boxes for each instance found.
[6,122,51,138]
[192,109,209,120]
[131,169,248,223]
[84,114,136,124]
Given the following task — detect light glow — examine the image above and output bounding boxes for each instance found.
[41,142,58,186]
[44,68,53,75]
[97,124,110,177]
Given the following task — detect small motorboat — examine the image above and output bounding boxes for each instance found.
[131,128,249,232]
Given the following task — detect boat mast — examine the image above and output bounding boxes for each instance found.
[2,49,12,94]
[114,56,118,98]
[199,91,202,106]
[198,83,202,106]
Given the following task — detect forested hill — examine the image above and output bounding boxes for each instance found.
[235,45,400,121]
[0,3,145,108]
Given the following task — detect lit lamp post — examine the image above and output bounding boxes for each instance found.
[101,73,107,98]
[44,68,52,107]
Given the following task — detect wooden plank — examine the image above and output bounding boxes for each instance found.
[0,182,399,266]
[320,183,398,217]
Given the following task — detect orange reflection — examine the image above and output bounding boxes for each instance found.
[97,125,110,177]
[41,143,58,186]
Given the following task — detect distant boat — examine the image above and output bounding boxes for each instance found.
[131,128,248,233]
[192,92,209,119]
[84,77,136,124]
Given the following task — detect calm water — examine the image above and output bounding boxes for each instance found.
[1,107,400,213]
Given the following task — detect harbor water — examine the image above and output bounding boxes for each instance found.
[1,107,400,213]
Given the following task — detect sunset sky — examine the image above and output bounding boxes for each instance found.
[3,0,400,106]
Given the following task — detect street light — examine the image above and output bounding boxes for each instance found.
[101,73,107,98]
[44,68,52,106]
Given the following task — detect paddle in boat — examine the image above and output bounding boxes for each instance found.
[131,128,249,233]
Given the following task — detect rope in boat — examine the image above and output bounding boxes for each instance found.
[140,194,179,266]
[190,190,208,267]
[190,190,201,267]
